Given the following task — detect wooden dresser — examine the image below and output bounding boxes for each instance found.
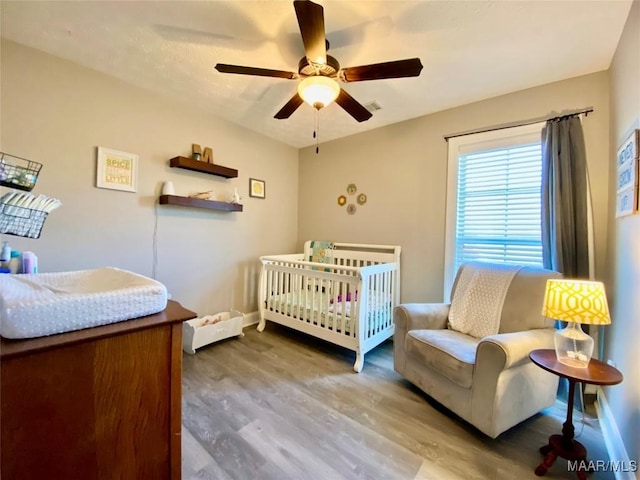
[0,300,196,480]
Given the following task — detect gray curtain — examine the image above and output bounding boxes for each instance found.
[541,115,590,407]
[541,115,590,278]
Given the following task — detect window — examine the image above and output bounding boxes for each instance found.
[444,122,545,299]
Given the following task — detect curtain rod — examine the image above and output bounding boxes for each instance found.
[443,107,594,141]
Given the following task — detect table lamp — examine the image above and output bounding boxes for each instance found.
[541,279,611,368]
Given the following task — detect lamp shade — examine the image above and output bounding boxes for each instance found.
[543,279,611,368]
[297,76,340,110]
[541,279,611,325]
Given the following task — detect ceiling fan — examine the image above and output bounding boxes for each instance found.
[215,0,423,122]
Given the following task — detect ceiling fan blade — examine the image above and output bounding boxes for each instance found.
[215,64,298,79]
[294,0,327,65]
[274,93,304,119]
[335,89,372,122]
[341,58,423,82]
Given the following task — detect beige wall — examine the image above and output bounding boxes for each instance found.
[299,72,610,303]
[606,0,639,462]
[0,40,299,316]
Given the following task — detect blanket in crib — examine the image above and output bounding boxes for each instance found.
[266,290,391,333]
[308,241,334,270]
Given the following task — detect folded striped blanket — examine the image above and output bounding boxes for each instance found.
[448,262,523,339]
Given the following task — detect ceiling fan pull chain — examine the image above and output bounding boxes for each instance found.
[314,107,318,139]
[315,109,320,154]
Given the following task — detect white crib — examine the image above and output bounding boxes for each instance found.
[258,242,401,372]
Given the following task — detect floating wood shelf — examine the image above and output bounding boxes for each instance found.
[169,156,238,179]
[159,195,243,212]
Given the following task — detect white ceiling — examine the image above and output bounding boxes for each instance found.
[1,1,633,148]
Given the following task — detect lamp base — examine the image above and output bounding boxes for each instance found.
[555,356,590,368]
[554,322,594,368]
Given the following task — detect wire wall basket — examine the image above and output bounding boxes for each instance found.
[0,152,43,192]
[0,203,48,239]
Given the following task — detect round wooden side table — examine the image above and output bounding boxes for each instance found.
[529,349,623,480]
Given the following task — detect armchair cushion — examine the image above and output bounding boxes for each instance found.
[406,329,479,388]
[499,268,558,332]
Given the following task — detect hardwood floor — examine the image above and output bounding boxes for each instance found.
[182,324,614,480]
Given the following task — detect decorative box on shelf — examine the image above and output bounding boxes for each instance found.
[182,310,244,354]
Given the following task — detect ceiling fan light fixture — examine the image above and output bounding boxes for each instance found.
[297,76,340,109]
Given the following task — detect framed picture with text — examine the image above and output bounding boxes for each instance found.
[249,178,266,199]
[615,129,639,218]
[96,146,138,193]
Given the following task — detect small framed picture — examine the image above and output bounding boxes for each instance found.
[249,178,266,199]
[615,129,639,218]
[96,147,138,193]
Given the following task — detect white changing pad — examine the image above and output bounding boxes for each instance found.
[0,267,168,339]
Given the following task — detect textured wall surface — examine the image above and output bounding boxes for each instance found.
[298,72,610,304]
[605,0,640,463]
[1,40,299,317]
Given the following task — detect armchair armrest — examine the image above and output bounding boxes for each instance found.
[471,328,558,438]
[394,303,450,333]
[477,328,556,370]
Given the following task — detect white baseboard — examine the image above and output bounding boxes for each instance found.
[595,387,637,480]
[242,311,259,328]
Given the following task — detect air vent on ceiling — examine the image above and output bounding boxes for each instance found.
[364,101,382,113]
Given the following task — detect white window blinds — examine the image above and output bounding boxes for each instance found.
[444,122,544,299]
[455,141,543,271]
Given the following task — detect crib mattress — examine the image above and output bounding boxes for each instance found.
[267,291,391,333]
[0,267,168,339]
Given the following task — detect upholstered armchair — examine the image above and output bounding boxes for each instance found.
[394,262,562,438]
